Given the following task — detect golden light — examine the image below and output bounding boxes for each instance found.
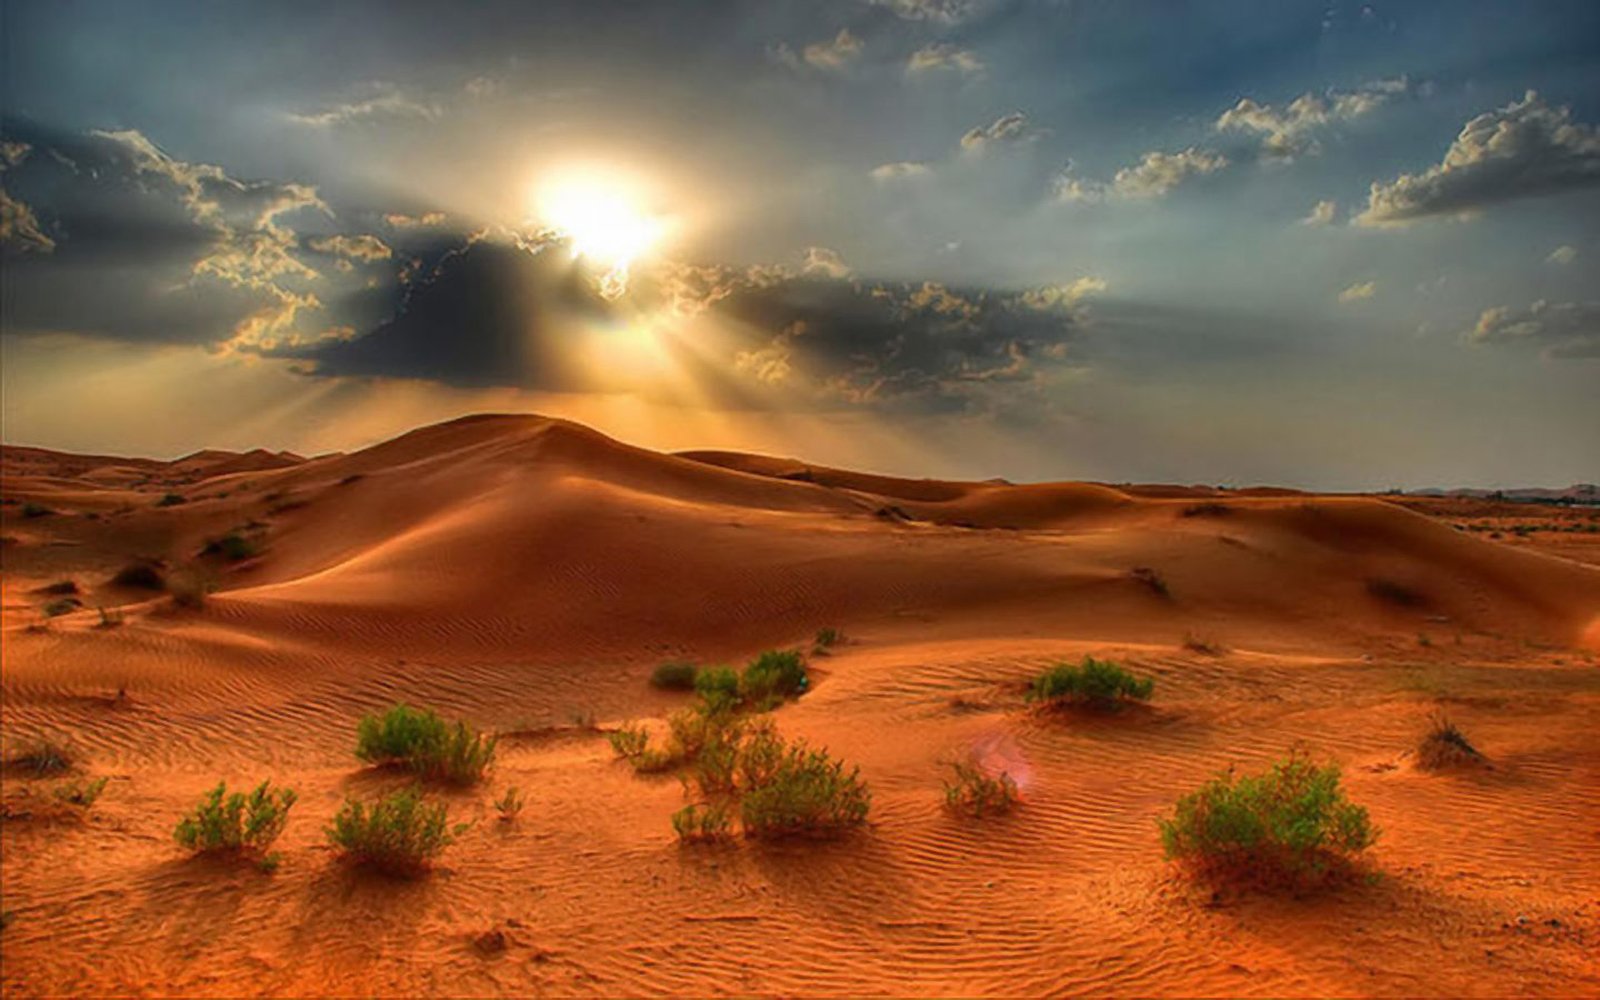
[535,169,668,297]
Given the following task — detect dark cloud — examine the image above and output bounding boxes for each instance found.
[1356,91,1600,225]
[1465,300,1600,359]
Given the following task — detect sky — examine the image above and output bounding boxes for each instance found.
[2,0,1597,489]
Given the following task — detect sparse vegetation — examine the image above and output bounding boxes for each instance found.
[739,649,809,708]
[738,733,871,839]
[607,721,651,762]
[325,787,466,877]
[693,665,741,712]
[1026,656,1154,711]
[1159,749,1377,887]
[43,597,81,617]
[1181,502,1233,518]
[355,703,497,785]
[173,781,297,857]
[4,739,72,776]
[1130,566,1170,598]
[52,776,108,809]
[942,760,1020,817]
[202,531,259,561]
[21,503,53,519]
[96,605,125,629]
[650,661,698,691]
[111,559,167,590]
[167,566,215,609]
[155,492,187,507]
[1416,713,1484,770]
[671,802,732,843]
[813,626,841,651]
[1182,633,1226,656]
[1367,578,1426,608]
[494,786,524,823]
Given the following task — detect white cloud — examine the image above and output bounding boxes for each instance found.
[1057,148,1228,202]
[384,211,447,228]
[1216,78,1410,160]
[0,188,55,252]
[1356,91,1600,226]
[1301,200,1337,226]
[869,161,932,182]
[867,0,978,23]
[1465,299,1600,358]
[907,44,983,76]
[803,246,852,278]
[285,86,439,128]
[1018,276,1107,310]
[1547,245,1578,265]
[960,112,1042,152]
[803,29,864,70]
[306,234,392,262]
[1337,280,1377,302]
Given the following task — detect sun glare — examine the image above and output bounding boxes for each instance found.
[535,171,667,296]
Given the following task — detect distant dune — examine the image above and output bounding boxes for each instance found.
[3,413,1598,997]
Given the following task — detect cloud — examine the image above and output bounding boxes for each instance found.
[907,44,983,76]
[1056,148,1228,202]
[1547,245,1578,265]
[384,211,447,229]
[284,86,439,128]
[1465,300,1600,359]
[960,112,1042,152]
[1216,78,1410,160]
[1301,199,1337,226]
[0,188,55,252]
[306,233,393,262]
[1337,280,1376,302]
[870,161,932,182]
[802,246,852,278]
[1018,276,1108,310]
[1355,92,1600,226]
[776,29,864,71]
[866,0,978,23]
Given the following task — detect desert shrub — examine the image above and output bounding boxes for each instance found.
[52,776,108,809]
[693,665,741,711]
[1181,502,1233,518]
[21,503,53,518]
[167,567,215,609]
[607,722,650,761]
[202,532,259,561]
[155,493,187,507]
[96,605,125,628]
[1182,633,1226,656]
[1026,657,1154,710]
[43,598,80,617]
[739,650,809,707]
[650,661,698,691]
[942,760,1019,818]
[355,704,496,785]
[173,781,296,856]
[813,627,841,650]
[1130,566,1170,598]
[494,786,524,823]
[5,739,72,776]
[325,787,465,876]
[111,560,167,590]
[738,737,871,839]
[1416,713,1484,770]
[671,802,732,843]
[1159,749,1377,886]
[36,580,79,596]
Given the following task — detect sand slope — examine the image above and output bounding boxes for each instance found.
[3,414,1598,997]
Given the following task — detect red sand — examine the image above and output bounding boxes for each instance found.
[3,414,1598,996]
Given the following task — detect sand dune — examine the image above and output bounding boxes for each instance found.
[3,413,1598,997]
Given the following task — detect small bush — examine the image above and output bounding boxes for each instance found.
[96,605,125,629]
[1159,749,1377,886]
[650,661,698,691]
[5,739,72,776]
[173,781,296,856]
[1181,502,1233,518]
[202,532,259,561]
[1416,713,1484,770]
[355,704,496,785]
[942,760,1019,818]
[739,650,809,708]
[155,493,187,507]
[813,627,841,650]
[1026,656,1154,711]
[1130,566,1170,598]
[35,580,79,596]
[608,722,651,761]
[738,736,871,839]
[494,786,524,823]
[53,777,108,809]
[111,560,167,590]
[43,597,81,618]
[21,503,53,519]
[167,567,215,609]
[693,665,741,711]
[1367,578,1426,608]
[325,787,465,877]
[671,803,732,843]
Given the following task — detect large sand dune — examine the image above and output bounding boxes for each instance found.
[3,414,1598,996]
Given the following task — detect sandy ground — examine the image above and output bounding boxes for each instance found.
[2,413,1597,997]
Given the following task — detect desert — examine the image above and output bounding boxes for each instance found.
[2,413,1597,996]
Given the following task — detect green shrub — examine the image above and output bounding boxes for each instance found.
[325,787,466,876]
[671,803,732,843]
[5,739,72,776]
[607,722,650,761]
[1026,656,1153,710]
[203,532,259,561]
[693,665,741,711]
[494,786,524,823]
[53,776,108,809]
[1416,713,1483,770]
[650,661,698,691]
[738,736,871,838]
[174,781,296,856]
[43,598,80,618]
[813,627,841,650]
[156,493,187,507]
[942,760,1019,818]
[1159,749,1377,886]
[739,650,809,708]
[355,704,496,785]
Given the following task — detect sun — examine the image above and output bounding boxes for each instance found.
[535,170,667,294]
